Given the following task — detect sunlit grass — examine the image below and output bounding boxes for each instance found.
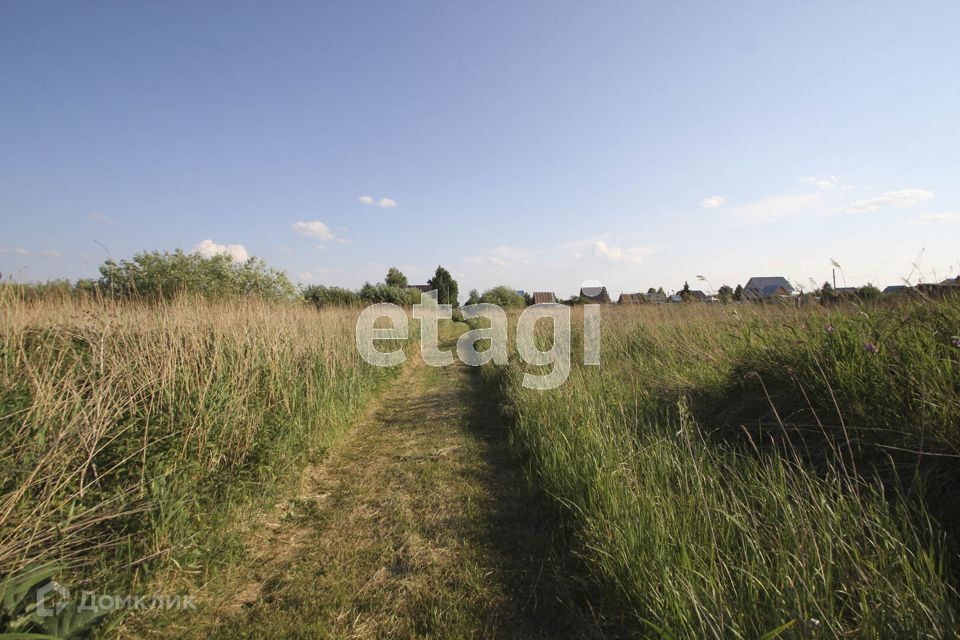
[0,290,404,599]
[483,300,960,637]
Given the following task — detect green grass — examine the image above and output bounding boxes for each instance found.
[482,300,960,638]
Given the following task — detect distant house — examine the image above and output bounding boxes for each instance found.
[689,290,708,302]
[667,293,683,303]
[883,285,909,295]
[411,284,438,300]
[532,291,557,304]
[742,276,794,301]
[617,292,645,304]
[644,291,667,304]
[580,286,611,304]
[917,276,960,298]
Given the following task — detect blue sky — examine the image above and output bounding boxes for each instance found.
[2,1,958,299]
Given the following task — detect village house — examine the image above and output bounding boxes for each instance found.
[532,291,557,304]
[742,276,794,301]
[617,292,645,304]
[917,276,960,298]
[580,285,611,304]
[411,284,438,300]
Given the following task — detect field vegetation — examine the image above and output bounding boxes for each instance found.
[0,288,408,635]
[4,249,960,638]
[481,299,960,637]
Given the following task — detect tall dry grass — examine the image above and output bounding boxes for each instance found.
[0,290,403,594]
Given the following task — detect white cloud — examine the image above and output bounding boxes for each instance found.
[591,240,654,264]
[700,195,725,208]
[89,213,115,224]
[847,188,934,213]
[911,212,959,225]
[192,239,249,262]
[298,269,329,283]
[293,220,335,240]
[0,247,60,258]
[800,176,839,190]
[735,192,822,221]
[464,245,538,269]
[358,195,398,209]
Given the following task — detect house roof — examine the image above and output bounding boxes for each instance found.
[743,276,794,297]
[580,286,610,303]
[689,290,707,301]
[618,292,645,304]
[532,291,557,304]
[883,285,909,293]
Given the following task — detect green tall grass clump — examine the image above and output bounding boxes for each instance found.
[0,291,404,605]
[483,301,960,637]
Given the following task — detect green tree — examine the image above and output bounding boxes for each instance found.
[466,289,481,305]
[718,284,734,303]
[680,281,692,302]
[479,285,526,307]
[385,267,408,289]
[733,284,744,301]
[428,265,459,306]
[820,281,836,305]
[856,283,883,302]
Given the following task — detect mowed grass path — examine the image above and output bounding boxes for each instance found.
[140,322,615,639]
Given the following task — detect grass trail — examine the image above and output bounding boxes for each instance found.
[127,322,616,639]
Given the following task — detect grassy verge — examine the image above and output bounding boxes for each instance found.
[481,301,960,637]
[0,293,408,633]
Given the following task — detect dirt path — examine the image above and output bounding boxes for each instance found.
[140,322,614,639]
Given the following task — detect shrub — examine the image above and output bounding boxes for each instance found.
[358,283,421,306]
[303,284,361,307]
[97,250,295,300]
[479,285,526,307]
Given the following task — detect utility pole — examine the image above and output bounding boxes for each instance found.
[832,268,836,289]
